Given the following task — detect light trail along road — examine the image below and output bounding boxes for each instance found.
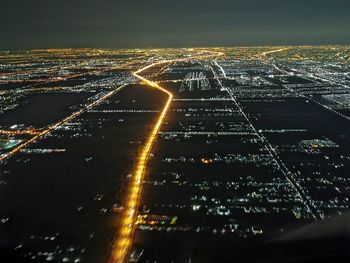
[0,85,125,163]
[260,47,289,58]
[108,63,173,263]
[109,50,224,263]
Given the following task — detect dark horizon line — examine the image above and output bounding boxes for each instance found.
[1,43,350,52]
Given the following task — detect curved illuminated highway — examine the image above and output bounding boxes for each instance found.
[109,50,224,263]
[109,63,173,263]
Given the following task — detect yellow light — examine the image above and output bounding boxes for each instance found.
[109,63,173,263]
[109,49,224,263]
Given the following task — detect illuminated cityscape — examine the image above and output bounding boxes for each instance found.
[0,46,350,263]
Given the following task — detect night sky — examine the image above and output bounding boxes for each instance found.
[1,0,349,49]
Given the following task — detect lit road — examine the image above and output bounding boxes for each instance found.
[259,47,289,58]
[108,63,173,263]
[109,50,224,263]
[0,128,40,136]
[211,60,319,220]
[0,85,126,163]
[0,59,141,163]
